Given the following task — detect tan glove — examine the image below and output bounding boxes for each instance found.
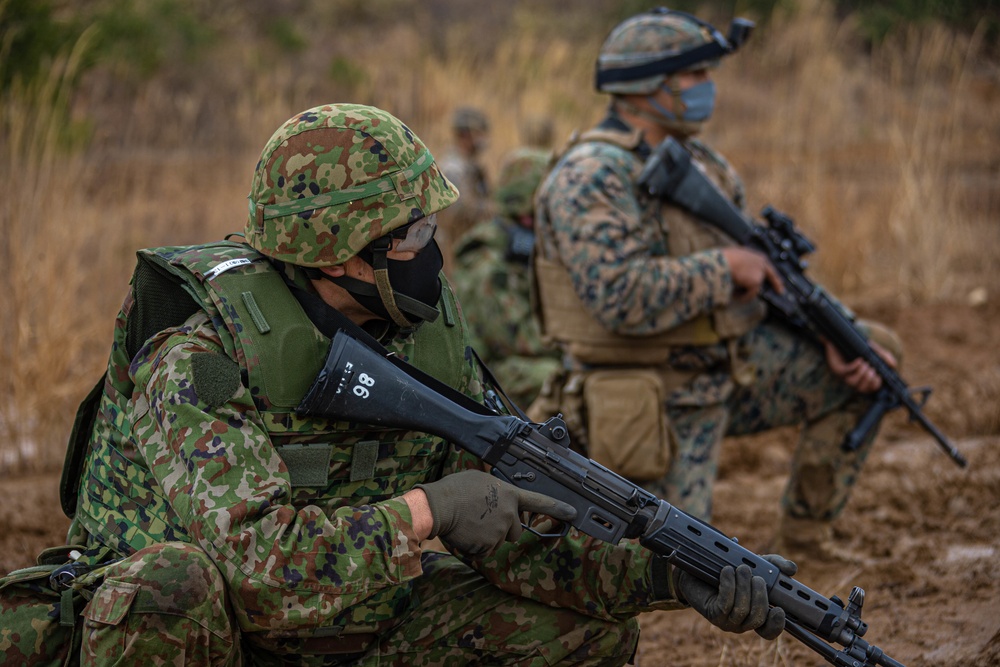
[676,554,797,640]
[416,470,576,557]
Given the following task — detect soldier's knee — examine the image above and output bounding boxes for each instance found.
[116,542,228,610]
[562,616,639,666]
[83,542,238,665]
[88,542,231,629]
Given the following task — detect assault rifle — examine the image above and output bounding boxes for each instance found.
[638,137,967,468]
[298,331,908,667]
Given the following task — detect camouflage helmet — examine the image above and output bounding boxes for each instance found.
[595,8,753,95]
[452,106,489,133]
[494,148,550,219]
[246,103,459,267]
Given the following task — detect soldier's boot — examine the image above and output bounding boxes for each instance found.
[771,515,866,565]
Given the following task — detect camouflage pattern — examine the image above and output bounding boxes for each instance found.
[493,148,551,220]
[245,103,459,267]
[536,127,742,345]
[41,234,683,663]
[453,149,560,408]
[535,116,891,523]
[0,552,84,666]
[80,542,241,666]
[596,9,720,95]
[650,322,884,520]
[75,545,641,666]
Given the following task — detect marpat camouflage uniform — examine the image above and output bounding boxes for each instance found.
[535,112,893,522]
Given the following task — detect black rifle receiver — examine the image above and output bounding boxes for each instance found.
[638,137,966,468]
[297,331,909,667]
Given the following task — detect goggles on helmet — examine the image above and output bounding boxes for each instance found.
[390,214,438,254]
[595,8,755,89]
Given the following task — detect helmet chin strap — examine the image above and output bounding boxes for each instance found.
[326,275,437,330]
[367,235,435,330]
[313,235,442,333]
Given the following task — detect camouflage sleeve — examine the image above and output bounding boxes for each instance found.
[541,143,733,335]
[128,313,424,633]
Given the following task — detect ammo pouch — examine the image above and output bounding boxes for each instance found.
[582,369,672,482]
[0,545,105,666]
[528,368,674,482]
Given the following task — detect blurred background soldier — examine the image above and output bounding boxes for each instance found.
[453,148,560,409]
[520,114,556,150]
[532,8,902,561]
[437,105,493,275]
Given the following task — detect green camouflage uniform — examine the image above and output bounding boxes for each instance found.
[453,148,560,409]
[437,107,493,275]
[535,113,889,522]
[1,105,685,667]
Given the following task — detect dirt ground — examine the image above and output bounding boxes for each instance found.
[1,300,997,666]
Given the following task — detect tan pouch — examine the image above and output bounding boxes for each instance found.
[526,370,565,425]
[583,369,671,481]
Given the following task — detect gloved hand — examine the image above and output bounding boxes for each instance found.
[415,470,577,557]
[675,554,796,640]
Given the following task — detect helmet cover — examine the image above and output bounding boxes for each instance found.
[596,9,725,94]
[246,103,459,267]
[494,148,550,219]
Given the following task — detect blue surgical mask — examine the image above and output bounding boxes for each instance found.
[649,80,717,123]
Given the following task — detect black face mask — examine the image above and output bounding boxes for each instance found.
[321,238,443,332]
[354,240,444,324]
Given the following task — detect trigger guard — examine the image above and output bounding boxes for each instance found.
[521,512,570,539]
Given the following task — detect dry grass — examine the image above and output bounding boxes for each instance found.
[1,5,997,474]
[0,30,112,472]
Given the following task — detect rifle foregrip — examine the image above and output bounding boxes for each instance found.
[843,391,894,452]
[640,504,858,643]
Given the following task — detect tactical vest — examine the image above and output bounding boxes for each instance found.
[533,128,765,366]
[62,241,473,629]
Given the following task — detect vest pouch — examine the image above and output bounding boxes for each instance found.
[582,369,671,482]
[0,546,91,666]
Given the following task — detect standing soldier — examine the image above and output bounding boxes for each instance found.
[1,103,792,666]
[437,106,493,274]
[532,8,901,559]
[453,148,560,409]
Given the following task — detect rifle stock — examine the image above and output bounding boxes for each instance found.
[297,331,908,667]
[638,137,967,468]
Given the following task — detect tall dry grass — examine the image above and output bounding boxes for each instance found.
[713,2,999,301]
[0,29,110,472]
[0,4,997,474]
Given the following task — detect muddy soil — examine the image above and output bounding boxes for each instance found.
[1,300,998,666]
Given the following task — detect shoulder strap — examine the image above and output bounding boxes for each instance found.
[575,127,645,151]
[60,377,105,518]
